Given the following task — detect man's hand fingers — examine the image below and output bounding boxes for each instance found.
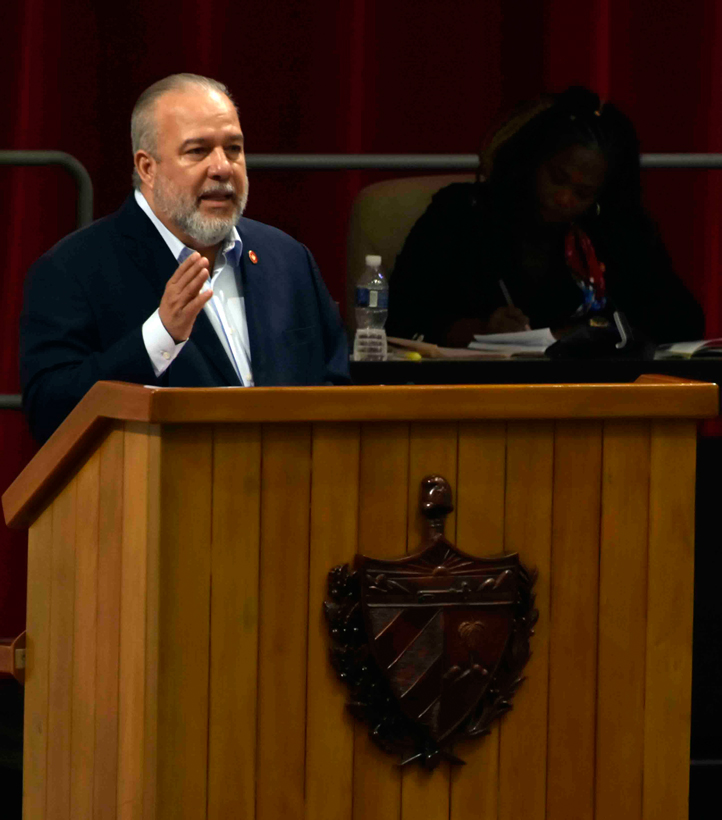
[174,255,209,290]
[174,270,213,312]
[176,267,210,308]
[159,258,213,342]
[164,269,207,308]
[168,251,202,284]
[188,288,214,315]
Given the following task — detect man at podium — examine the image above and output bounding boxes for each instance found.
[19,73,349,443]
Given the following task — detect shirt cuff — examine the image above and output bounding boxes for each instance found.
[142,309,187,377]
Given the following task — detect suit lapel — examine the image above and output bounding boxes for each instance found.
[115,195,177,298]
[113,194,241,386]
[238,232,273,385]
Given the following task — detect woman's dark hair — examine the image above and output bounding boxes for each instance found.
[482,87,643,224]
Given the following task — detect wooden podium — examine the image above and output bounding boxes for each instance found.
[3,377,717,820]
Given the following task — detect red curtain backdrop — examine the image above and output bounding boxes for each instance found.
[2,0,722,630]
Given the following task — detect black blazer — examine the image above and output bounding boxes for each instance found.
[387,182,705,346]
[20,194,349,442]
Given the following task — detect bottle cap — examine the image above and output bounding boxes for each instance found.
[365,254,382,266]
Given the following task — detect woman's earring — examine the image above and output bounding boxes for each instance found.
[596,202,601,217]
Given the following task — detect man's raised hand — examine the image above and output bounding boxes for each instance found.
[158,252,213,342]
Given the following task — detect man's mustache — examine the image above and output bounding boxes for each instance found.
[197,183,238,202]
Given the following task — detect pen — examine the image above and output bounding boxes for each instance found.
[498,279,531,331]
[498,279,513,307]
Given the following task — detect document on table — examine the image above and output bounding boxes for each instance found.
[468,327,556,356]
[655,338,722,359]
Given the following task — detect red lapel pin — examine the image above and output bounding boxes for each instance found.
[248,250,258,264]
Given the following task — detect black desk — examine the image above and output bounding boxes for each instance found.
[351,356,722,386]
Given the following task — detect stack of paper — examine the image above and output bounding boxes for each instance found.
[468,328,556,357]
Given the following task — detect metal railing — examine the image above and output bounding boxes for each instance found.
[0,395,22,410]
[0,150,93,228]
[245,153,722,170]
[1,149,720,235]
[2,150,722,413]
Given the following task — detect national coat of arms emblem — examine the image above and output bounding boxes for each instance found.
[324,475,537,768]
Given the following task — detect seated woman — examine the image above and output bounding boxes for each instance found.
[386,87,704,347]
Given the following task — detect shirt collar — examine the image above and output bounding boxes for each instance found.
[134,188,242,268]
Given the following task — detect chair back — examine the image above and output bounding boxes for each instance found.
[346,174,476,330]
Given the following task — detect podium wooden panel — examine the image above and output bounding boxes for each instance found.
[3,378,717,820]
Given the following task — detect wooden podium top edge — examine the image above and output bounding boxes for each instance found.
[3,377,718,529]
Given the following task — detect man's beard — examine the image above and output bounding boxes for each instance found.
[153,173,248,247]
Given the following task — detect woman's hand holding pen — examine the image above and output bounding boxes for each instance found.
[484,306,531,333]
[444,279,528,345]
[492,278,531,332]
[444,307,531,346]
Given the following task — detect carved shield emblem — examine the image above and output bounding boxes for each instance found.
[325,475,537,768]
[359,544,522,744]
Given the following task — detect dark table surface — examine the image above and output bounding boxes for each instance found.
[350,356,722,387]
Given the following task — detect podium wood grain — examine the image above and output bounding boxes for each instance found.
[159,425,213,820]
[207,424,261,820]
[256,425,311,820]
[450,422,506,820]
[4,381,712,820]
[546,422,602,820]
[596,422,650,820]
[46,478,77,820]
[643,421,696,820]
[118,424,156,820]
[352,423,407,820]
[305,424,359,820]
[23,507,53,820]
[499,422,553,820]
[94,428,124,820]
[70,449,100,820]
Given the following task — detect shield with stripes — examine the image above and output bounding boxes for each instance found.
[357,540,521,744]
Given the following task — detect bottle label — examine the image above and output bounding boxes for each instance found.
[356,287,388,310]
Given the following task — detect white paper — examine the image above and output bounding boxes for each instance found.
[469,327,556,353]
[654,338,722,359]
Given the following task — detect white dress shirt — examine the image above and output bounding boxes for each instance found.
[136,189,254,385]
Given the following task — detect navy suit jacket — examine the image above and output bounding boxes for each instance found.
[20,194,350,442]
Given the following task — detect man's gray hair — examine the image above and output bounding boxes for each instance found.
[130,73,236,189]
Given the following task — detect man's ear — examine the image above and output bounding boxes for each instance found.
[134,151,156,188]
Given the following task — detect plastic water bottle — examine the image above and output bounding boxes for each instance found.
[355,255,388,330]
[354,255,388,361]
